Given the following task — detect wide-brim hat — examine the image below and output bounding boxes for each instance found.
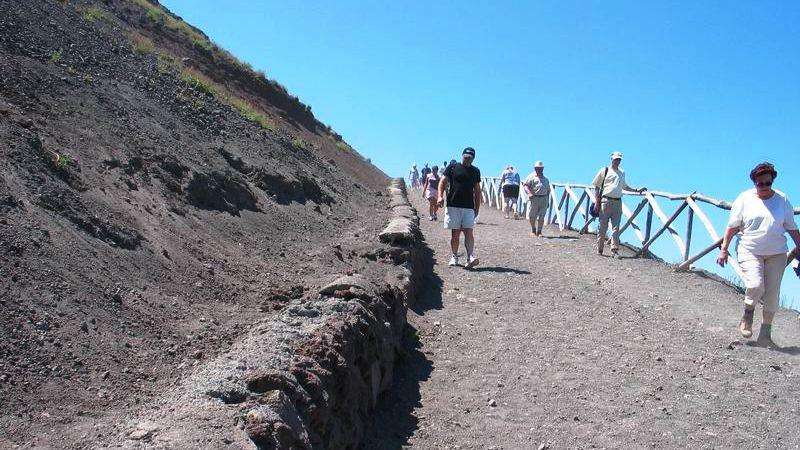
[534,161,544,168]
[610,151,623,160]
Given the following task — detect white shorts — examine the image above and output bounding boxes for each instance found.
[444,207,475,229]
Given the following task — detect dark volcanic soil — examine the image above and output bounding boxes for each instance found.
[0,0,387,446]
[363,194,800,449]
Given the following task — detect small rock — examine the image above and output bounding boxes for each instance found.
[488,399,497,407]
[191,350,203,359]
[433,321,441,327]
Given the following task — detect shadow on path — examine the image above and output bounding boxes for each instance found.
[467,265,531,275]
[745,341,800,355]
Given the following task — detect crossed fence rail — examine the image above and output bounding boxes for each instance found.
[480,177,800,280]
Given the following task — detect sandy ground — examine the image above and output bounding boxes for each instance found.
[363,194,800,449]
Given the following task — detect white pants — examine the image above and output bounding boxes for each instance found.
[738,252,787,313]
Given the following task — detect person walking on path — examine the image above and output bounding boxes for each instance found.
[591,151,646,257]
[523,161,550,237]
[421,163,432,188]
[500,165,521,219]
[423,165,441,221]
[717,162,800,344]
[438,147,482,268]
[409,164,420,190]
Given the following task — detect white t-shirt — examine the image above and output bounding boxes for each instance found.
[728,189,798,256]
[592,167,633,199]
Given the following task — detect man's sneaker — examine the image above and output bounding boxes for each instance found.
[739,308,755,338]
[448,255,459,267]
[465,255,480,268]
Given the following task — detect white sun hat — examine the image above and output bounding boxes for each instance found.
[610,151,623,160]
[534,160,544,168]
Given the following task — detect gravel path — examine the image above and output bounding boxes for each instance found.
[363,195,800,449]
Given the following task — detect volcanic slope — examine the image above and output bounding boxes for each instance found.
[0,0,387,445]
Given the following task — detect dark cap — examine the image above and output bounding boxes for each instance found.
[462,147,476,157]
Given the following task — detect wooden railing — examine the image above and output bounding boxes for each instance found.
[480,177,800,278]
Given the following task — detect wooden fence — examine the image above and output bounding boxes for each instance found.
[480,177,800,280]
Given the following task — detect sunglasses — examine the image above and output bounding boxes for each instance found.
[755,180,773,187]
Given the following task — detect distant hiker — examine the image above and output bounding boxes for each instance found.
[591,151,646,257]
[410,164,420,189]
[424,165,441,221]
[421,163,432,186]
[523,161,550,237]
[717,162,800,344]
[438,147,481,268]
[500,165,521,219]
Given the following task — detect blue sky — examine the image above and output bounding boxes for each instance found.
[161,0,799,304]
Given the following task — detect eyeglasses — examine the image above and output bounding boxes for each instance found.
[755,180,773,187]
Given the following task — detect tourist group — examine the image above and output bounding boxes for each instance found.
[408,149,800,345]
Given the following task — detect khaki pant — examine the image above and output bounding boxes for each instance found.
[738,252,787,313]
[527,196,549,221]
[597,198,622,252]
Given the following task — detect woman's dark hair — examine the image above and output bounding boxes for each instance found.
[749,162,777,182]
[431,165,438,173]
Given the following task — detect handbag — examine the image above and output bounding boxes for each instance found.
[589,167,608,217]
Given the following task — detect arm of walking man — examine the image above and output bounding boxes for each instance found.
[437,176,448,208]
[622,179,647,194]
[474,180,482,216]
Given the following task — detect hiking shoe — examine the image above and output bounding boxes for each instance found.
[740,308,755,338]
[448,255,459,267]
[465,255,480,269]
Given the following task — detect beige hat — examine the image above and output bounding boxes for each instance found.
[610,151,623,160]
[534,161,544,168]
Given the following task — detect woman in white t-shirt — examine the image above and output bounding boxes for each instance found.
[718,162,800,344]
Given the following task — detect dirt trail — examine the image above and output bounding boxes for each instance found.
[364,195,800,449]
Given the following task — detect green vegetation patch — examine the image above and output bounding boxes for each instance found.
[49,48,63,63]
[181,69,217,96]
[131,34,155,55]
[82,7,110,23]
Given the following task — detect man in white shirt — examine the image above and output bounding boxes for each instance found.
[523,161,550,237]
[591,151,646,257]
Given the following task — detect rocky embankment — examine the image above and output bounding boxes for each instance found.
[89,179,424,449]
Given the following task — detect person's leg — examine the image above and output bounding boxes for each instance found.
[757,253,788,343]
[597,201,610,254]
[609,201,623,254]
[537,197,548,236]
[529,201,539,235]
[428,198,435,218]
[738,253,765,338]
[450,229,461,255]
[463,228,475,257]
